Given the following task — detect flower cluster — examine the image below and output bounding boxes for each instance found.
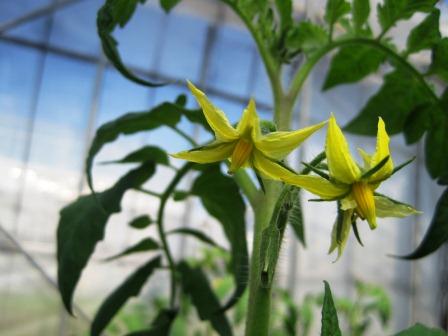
[172,82,419,259]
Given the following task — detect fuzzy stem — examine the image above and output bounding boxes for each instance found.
[244,180,282,336]
[157,162,193,308]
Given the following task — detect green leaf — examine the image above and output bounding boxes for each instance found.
[102,146,169,166]
[285,21,328,55]
[324,0,351,30]
[323,45,385,90]
[104,237,159,261]
[321,281,342,336]
[167,228,225,250]
[86,98,206,193]
[344,69,430,135]
[398,188,448,259]
[125,309,178,336]
[429,38,448,81]
[129,215,152,229]
[377,0,438,33]
[97,0,165,87]
[352,0,370,32]
[425,113,448,179]
[191,164,248,311]
[403,104,432,144]
[91,256,161,336]
[57,162,156,314]
[160,0,182,12]
[289,189,306,247]
[172,190,190,201]
[178,262,232,336]
[355,281,391,325]
[406,10,441,54]
[275,0,292,32]
[394,323,446,336]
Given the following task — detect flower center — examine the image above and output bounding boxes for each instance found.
[228,138,253,173]
[351,182,377,229]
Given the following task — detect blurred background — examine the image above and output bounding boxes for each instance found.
[0,0,447,335]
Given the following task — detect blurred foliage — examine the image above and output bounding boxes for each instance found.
[54,0,448,334]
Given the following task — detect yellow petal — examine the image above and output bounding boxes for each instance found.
[252,150,297,181]
[374,195,421,218]
[229,138,253,173]
[255,120,327,160]
[369,117,394,182]
[171,142,235,163]
[236,99,261,139]
[285,174,349,200]
[357,148,372,170]
[351,182,376,229]
[326,114,361,184]
[187,81,238,142]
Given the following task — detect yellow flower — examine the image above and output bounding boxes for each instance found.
[285,114,420,259]
[171,81,326,179]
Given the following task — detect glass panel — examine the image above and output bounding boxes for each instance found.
[49,0,103,56]
[16,54,97,243]
[2,0,52,43]
[158,13,208,82]
[205,24,254,97]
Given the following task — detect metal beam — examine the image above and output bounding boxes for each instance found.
[0,0,83,35]
[0,35,273,112]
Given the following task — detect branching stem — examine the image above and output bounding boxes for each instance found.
[157,162,194,308]
[288,37,439,106]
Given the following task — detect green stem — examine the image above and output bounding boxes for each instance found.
[222,0,283,112]
[233,169,260,209]
[134,187,162,198]
[287,37,439,105]
[170,126,197,147]
[245,180,282,336]
[157,162,194,308]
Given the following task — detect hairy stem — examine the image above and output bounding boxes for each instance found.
[222,0,283,113]
[233,169,260,209]
[157,162,194,308]
[245,180,282,336]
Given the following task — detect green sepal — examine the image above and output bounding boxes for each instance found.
[301,162,330,180]
[351,217,364,247]
[361,155,390,179]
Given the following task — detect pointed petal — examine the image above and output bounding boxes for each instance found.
[171,142,235,164]
[369,118,394,182]
[285,174,349,200]
[187,81,238,141]
[326,114,361,183]
[329,209,353,262]
[252,150,297,181]
[374,195,421,218]
[256,120,327,160]
[352,182,377,229]
[357,148,372,170]
[237,99,261,139]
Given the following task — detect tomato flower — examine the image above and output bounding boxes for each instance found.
[285,114,420,259]
[172,81,326,179]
